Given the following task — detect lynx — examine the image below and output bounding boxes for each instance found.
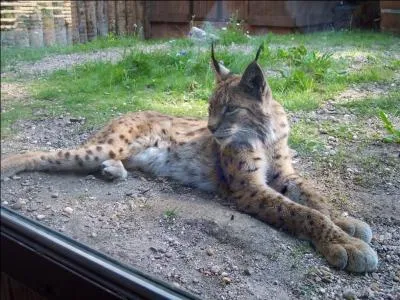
[1,45,378,273]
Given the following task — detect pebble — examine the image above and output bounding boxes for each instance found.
[12,201,23,210]
[64,207,73,215]
[165,252,173,258]
[206,248,215,256]
[222,277,232,284]
[221,272,229,277]
[2,201,9,205]
[11,175,21,180]
[36,214,46,220]
[51,193,59,198]
[91,232,97,238]
[244,268,252,276]
[343,289,356,300]
[211,265,221,274]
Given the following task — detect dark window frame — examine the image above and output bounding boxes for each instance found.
[1,206,201,300]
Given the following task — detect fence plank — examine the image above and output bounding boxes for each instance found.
[96,0,108,36]
[107,0,116,34]
[126,0,137,34]
[85,1,97,41]
[116,0,126,35]
[76,0,88,43]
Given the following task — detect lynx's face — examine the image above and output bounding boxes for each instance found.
[208,45,274,147]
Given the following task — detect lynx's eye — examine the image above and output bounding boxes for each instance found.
[224,106,239,115]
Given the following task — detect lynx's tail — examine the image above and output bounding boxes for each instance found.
[1,144,115,179]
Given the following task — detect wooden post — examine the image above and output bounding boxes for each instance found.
[76,1,88,43]
[96,0,108,36]
[63,0,73,45]
[116,0,126,35]
[54,2,67,45]
[135,1,145,38]
[142,1,151,39]
[14,20,30,47]
[126,0,137,35]
[28,8,44,47]
[85,1,97,41]
[107,1,117,34]
[70,0,80,44]
[40,2,56,46]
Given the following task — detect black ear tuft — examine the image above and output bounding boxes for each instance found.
[210,42,231,81]
[255,43,264,62]
[211,42,220,74]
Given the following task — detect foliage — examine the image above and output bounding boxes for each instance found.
[379,111,400,143]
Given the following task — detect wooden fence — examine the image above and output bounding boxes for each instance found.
[1,1,387,48]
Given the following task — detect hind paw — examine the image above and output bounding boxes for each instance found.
[320,236,378,273]
[101,160,127,180]
[334,216,372,243]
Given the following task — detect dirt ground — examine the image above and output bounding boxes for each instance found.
[1,47,399,300]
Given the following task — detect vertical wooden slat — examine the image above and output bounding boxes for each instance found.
[116,0,126,35]
[85,1,97,41]
[142,0,151,39]
[107,0,116,34]
[54,1,67,45]
[76,0,88,43]
[40,1,56,46]
[126,0,137,34]
[28,8,44,47]
[136,0,145,38]
[96,0,108,36]
[70,0,80,44]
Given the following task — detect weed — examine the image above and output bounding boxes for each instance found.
[164,207,179,220]
[379,111,400,143]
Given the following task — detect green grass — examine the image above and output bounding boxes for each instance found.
[1,34,144,68]
[339,91,400,117]
[1,29,399,144]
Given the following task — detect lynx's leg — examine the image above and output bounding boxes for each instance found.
[268,142,372,243]
[220,142,377,272]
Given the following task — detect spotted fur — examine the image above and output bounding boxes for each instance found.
[1,46,377,273]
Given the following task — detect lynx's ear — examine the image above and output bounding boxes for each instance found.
[211,42,231,82]
[239,61,266,101]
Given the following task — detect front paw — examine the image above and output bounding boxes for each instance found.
[101,160,127,180]
[319,236,378,273]
[334,216,372,243]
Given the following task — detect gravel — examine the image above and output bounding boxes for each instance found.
[1,45,400,299]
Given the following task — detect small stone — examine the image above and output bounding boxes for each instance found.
[393,276,399,282]
[222,277,232,284]
[11,175,21,180]
[64,207,73,215]
[2,201,9,205]
[211,265,220,274]
[319,288,326,294]
[244,268,252,276]
[91,232,97,238]
[221,272,229,277]
[273,280,278,285]
[165,252,173,258]
[51,193,59,198]
[12,201,23,210]
[192,278,199,284]
[206,248,215,256]
[343,289,356,300]
[36,214,46,220]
